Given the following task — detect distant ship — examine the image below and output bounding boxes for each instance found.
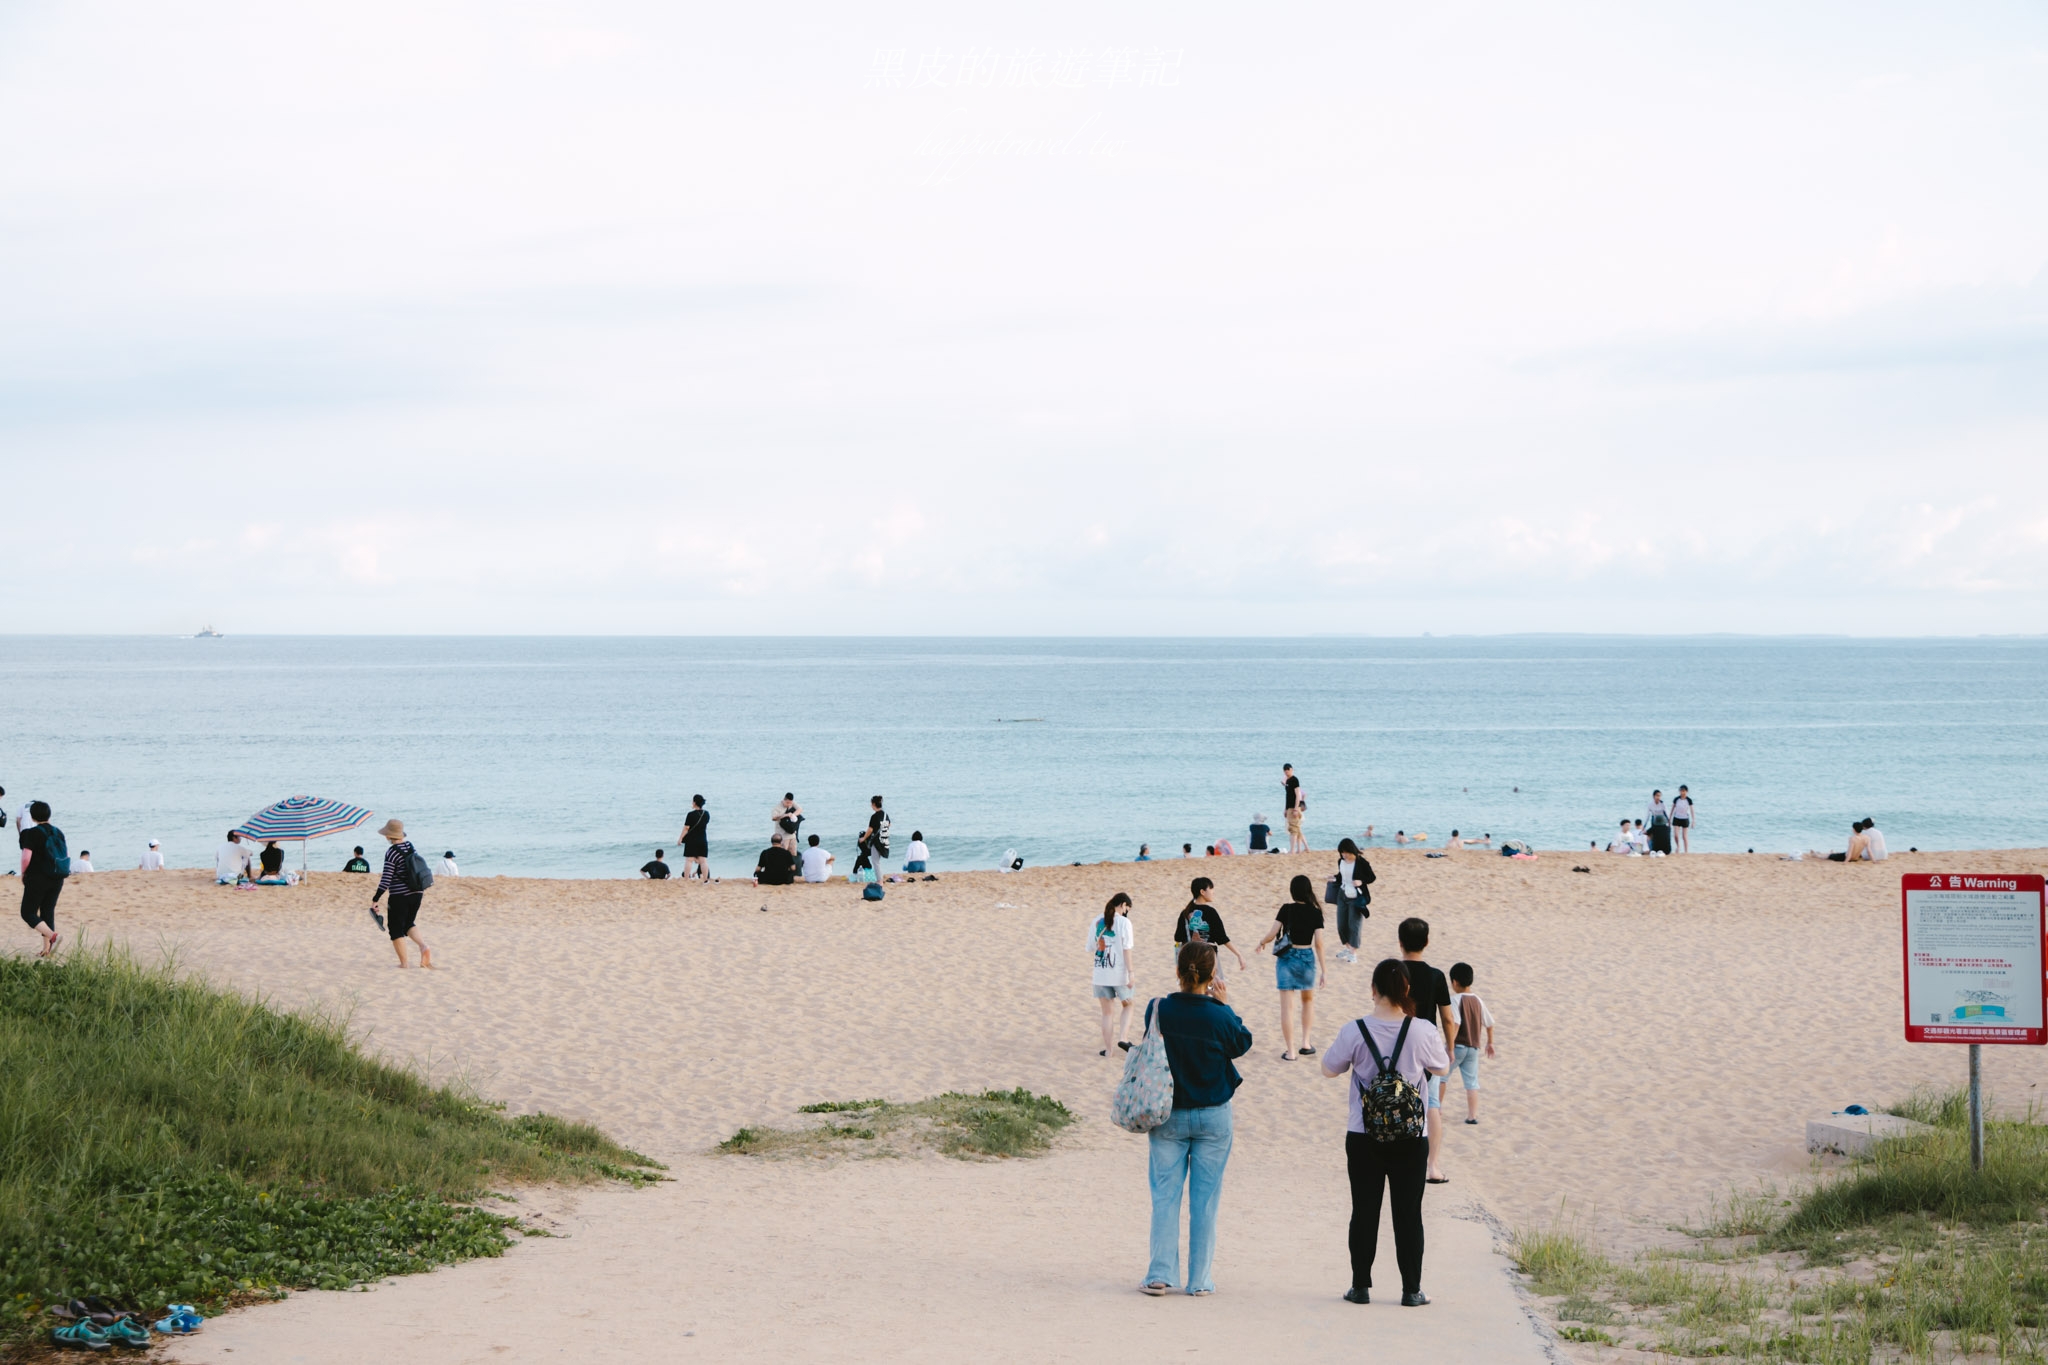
[194,625,224,638]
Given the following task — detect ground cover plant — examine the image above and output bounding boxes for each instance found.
[719,1089,1075,1160]
[1514,1090,2048,1362]
[0,946,662,1346]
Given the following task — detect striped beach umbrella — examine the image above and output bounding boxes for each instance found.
[235,796,374,878]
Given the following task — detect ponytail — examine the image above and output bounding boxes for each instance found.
[1099,892,1132,939]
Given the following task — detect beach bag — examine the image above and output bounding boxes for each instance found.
[1111,998,1175,1134]
[406,846,435,892]
[1356,1016,1425,1142]
[862,882,885,902]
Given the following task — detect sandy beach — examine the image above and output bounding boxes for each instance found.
[33,847,2048,1361]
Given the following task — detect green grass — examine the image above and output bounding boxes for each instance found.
[1514,1088,2048,1362]
[721,1089,1075,1161]
[0,945,662,1341]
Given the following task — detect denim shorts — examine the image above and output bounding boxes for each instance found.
[1275,946,1316,991]
[904,860,927,872]
[1454,1043,1481,1090]
[1425,1074,1443,1110]
[1094,983,1133,1000]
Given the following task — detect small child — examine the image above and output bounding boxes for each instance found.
[1447,962,1496,1124]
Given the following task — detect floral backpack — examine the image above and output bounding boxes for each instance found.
[1111,998,1174,1133]
[1355,1016,1425,1141]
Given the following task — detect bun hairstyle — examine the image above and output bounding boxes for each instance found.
[1177,940,1219,991]
[1371,958,1415,1014]
[1288,873,1315,905]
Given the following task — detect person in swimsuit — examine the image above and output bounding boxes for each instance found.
[679,794,711,881]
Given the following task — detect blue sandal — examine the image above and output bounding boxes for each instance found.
[52,1318,111,1350]
[103,1318,153,1348]
[154,1304,205,1335]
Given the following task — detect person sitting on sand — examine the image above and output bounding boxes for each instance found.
[1248,815,1271,852]
[753,833,796,886]
[1860,818,1888,861]
[343,845,371,873]
[441,851,461,877]
[138,839,165,870]
[214,830,250,884]
[1606,820,1635,854]
[73,850,94,874]
[1137,844,1152,861]
[1181,844,1193,858]
[1816,821,1874,863]
[1628,821,1651,854]
[641,849,671,879]
[903,832,931,873]
[800,833,835,883]
[253,840,292,884]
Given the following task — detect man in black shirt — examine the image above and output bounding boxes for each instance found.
[1283,763,1306,852]
[1399,916,1457,1183]
[753,834,796,886]
[17,800,67,957]
[641,850,672,879]
[343,845,372,874]
[856,795,890,878]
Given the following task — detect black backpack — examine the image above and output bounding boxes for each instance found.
[406,846,435,892]
[1355,1016,1425,1142]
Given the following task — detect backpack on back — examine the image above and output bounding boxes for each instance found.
[40,825,71,879]
[1354,1016,1426,1142]
[406,846,435,892]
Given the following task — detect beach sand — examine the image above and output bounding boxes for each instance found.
[38,847,2048,1361]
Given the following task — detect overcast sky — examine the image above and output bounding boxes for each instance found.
[3,2,2044,635]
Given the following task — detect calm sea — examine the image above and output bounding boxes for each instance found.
[0,636,2041,877]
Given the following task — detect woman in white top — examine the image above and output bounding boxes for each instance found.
[1092,892,1137,1056]
[904,832,931,873]
[1670,786,1694,853]
[1321,958,1450,1306]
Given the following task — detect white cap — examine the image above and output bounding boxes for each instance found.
[148,839,160,847]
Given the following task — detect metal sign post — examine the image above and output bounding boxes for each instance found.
[1902,873,2047,1173]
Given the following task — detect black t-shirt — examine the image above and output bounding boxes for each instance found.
[641,860,671,879]
[259,844,285,875]
[1274,901,1323,947]
[1284,774,1300,811]
[1404,958,1453,1031]
[1248,823,1270,850]
[344,857,371,873]
[1174,901,1230,946]
[755,846,796,885]
[18,824,62,879]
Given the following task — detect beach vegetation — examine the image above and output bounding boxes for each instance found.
[1515,1087,2048,1361]
[0,945,662,1345]
[719,1089,1075,1161]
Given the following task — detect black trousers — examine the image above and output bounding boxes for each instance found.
[1346,1132,1428,1293]
[20,875,62,931]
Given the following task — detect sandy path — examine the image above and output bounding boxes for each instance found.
[40,848,2048,1358]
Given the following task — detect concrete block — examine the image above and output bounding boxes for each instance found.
[1807,1112,1936,1157]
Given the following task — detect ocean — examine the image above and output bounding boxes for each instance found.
[1,635,2041,877]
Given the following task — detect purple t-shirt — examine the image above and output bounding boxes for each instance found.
[1322,1014,1450,1134]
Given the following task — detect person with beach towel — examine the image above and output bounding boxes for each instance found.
[1141,940,1252,1297]
[1321,957,1450,1306]
[370,818,433,969]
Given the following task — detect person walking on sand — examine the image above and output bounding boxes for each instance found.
[1174,877,1248,973]
[1322,957,1450,1306]
[1397,917,1456,1183]
[1331,838,1372,964]
[17,800,69,958]
[1092,892,1137,1056]
[370,818,433,969]
[1142,941,1253,1297]
[1448,962,1496,1124]
[1283,764,1307,852]
[678,795,711,881]
[1255,874,1328,1061]
[1670,785,1694,853]
[862,795,891,878]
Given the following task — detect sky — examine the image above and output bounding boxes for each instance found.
[2,1,2045,635]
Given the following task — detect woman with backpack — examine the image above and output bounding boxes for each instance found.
[1320,958,1450,1306]
[1092,893,1137,1056]
[370,818,433,969]
[1141,940,1253,1298]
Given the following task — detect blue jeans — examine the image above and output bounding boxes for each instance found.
[1147,1102,1234,1293]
